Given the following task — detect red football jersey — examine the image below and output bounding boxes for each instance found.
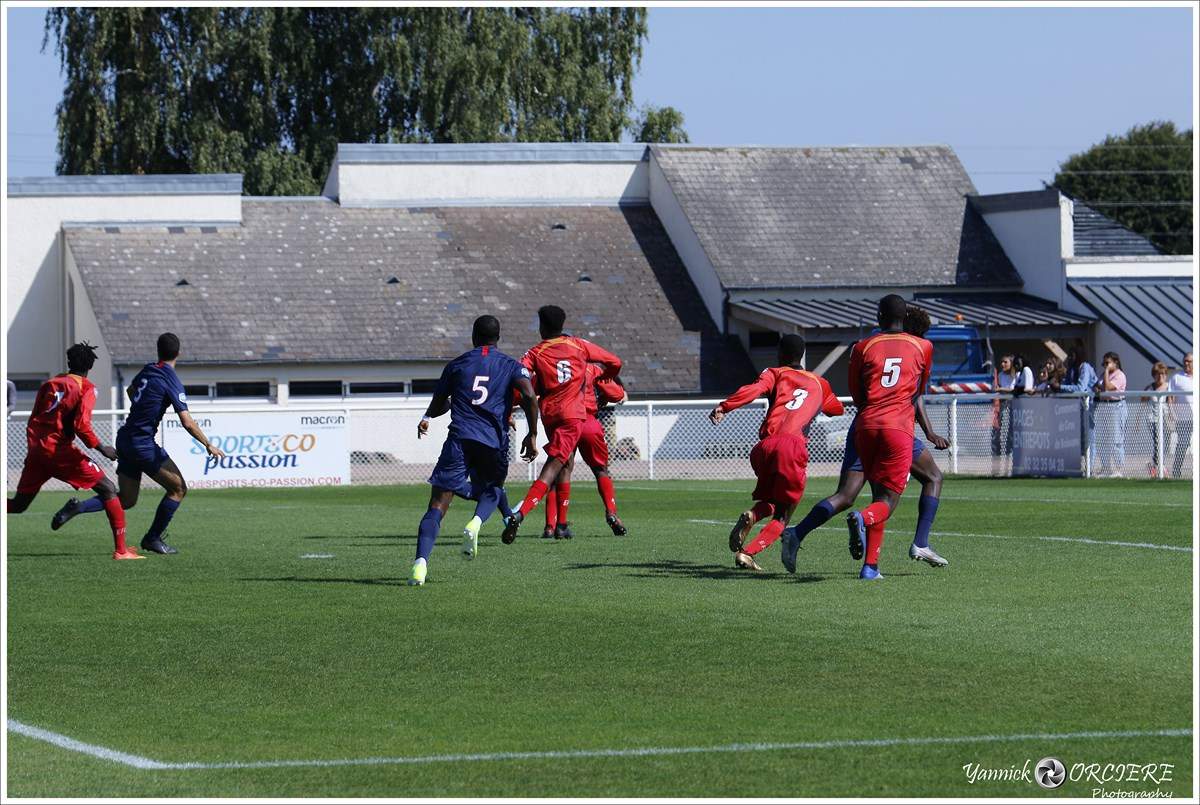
[583,363,626,417]
[717,367,844,441]
[521,336,622,427]
[847,331,933,433]
[25,373,101,455]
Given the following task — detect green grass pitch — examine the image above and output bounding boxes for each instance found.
[5,477,1194,797]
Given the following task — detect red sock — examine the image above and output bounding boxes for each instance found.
[861,501,891,526]
[744,519,786,556]
[597,476,617,515]
[865,522,885,566]
[519,480,549,517]
[103,498,127,553]
[749,500,774,523]
[557,482,571,524]
[6,499,15,513]
[544,489,558,529]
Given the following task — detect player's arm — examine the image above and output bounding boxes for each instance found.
[418,366,453,439]
[914,394,949,450]
[178,410,225,459]
[847,343,866,409]
[513,374,540,462]
[818,377,845,417]
[596,376,626,406]
[710,371,773,424]
[580,340,623,381]
[74,386,117,460]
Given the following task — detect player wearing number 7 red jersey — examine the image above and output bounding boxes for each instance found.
[501,305,622,544]
[846,295,933,580]
[709,335,844,571]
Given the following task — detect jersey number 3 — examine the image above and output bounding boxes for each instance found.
[471,375,489,405]
[784,389,809,410]
[880,357,903,388]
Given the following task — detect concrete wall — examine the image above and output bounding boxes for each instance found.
[979,202,1067,307]
[5,192,241,378]
[63,245,116,406]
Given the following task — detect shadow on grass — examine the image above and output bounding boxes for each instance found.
[564,558,831,583]
[303,534,415,541]
[7,552,90,558]
[238,576,408,587]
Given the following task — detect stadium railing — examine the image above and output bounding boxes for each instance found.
[4,392,1192,491]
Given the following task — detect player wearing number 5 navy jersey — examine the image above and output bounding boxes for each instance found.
[709,335,844,571]
[500,305,622,544]
[411,315,539,585]
[846,295,933,580]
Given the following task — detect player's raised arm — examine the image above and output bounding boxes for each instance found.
[579,340,622,381]
[710,370,775,424]
[818,376,845,417]
[513,374,540,462]
[178,410,224,459]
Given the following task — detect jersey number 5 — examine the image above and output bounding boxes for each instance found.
[471,375,490,405]
[880,357,902,388]
[556,360,572,383]
[784,389,809,410]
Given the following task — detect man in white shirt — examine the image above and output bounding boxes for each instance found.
[1168,352,1193,477]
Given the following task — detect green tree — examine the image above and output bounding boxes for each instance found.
[44,8,655,195]
[1052,121,1193,255]
[632,104,690,144]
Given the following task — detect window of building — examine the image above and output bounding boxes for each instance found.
[290,380,345,397]
[182,384,212,400]
[348,382,408,396]
[410,379,440,394]
[215,381,271,399]
[9,377,47,406]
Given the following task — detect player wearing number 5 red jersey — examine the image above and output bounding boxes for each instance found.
[709,335,844,571]
[846,295,933,580]
[501,305,622,544]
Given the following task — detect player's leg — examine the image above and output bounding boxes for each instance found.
[741,502,796,562]
[142,455,187,554]
[785,423,866,547]
[461,441,512,559]
[542,487,559,539]
[907,447,947,567]
[51,456,130,532]
[7,456,51,513]
[553,454,573,539]
[503,422,583,543]
[579,420,624,536]
[847,429,906,577]
[412,488,455,585]
[91,475,142,559]
[6,492,37,514]
[732,440,775,555]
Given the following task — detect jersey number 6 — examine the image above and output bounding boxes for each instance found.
[471,375,490,405]
[880,357,903,388]
[556,360,572,383]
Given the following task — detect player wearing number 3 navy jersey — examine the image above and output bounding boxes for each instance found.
[709,334,844,571]
[845,295,933,580]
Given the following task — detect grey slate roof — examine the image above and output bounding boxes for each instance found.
[651,145,1022,290]
[1072,203,1161,257]
[733,294,1092,331]
[65,201,752,394]
[1067,277,1192,364]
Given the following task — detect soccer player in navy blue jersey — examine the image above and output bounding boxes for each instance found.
[411,315,539,585]
[52,333,225,555]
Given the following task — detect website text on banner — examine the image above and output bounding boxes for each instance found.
[162,410,350,488]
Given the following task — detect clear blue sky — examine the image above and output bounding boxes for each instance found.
[5,5,1193,194]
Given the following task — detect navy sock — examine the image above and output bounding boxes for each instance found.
[497,488,513,520]
[793,499,837,542]
[78,497,105,514]
[473,486,502,524]
[416,508,443,561]
[144,497,181,541]
[914,495,939,549]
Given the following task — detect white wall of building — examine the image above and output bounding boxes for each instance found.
[63,245,116,405]
[979,202,1067,307]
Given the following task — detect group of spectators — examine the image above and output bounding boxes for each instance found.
[990,346,1194,478]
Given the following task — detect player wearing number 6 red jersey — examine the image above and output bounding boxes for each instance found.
[709,335,844,571]
[846,295,933,580]
[501,305,622,544]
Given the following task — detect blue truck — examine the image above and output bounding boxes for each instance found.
[924,324,994,393]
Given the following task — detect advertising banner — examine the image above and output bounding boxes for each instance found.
[1011,396,1083,477]
[162,410,350,488]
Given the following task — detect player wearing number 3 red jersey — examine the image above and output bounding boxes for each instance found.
[846,294,934,580]
[709,335,844,571]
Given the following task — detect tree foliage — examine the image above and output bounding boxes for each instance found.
[1052,121,1193,255]
[44,8,678,195]
[632,105,690,144]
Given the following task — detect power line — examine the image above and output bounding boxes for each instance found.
[1076,201,1193,207]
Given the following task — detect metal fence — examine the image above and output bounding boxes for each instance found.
[4,392,1192,491]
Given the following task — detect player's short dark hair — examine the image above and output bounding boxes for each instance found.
[66,342,99,374]
[538,305,566,336]
[877,294,908,328]
[157,332,180,361]
[778,333,806,365]
[904,305,932,338]
[472,315,501,346]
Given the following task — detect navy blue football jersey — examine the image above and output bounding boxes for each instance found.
[434,346,529,449]
[119,362,188,442]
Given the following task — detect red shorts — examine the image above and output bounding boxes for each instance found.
[17,448,106,495]
[543,419,586,463]
[576,416,609,468]
[749,433,809,506]
[854,427,912,494]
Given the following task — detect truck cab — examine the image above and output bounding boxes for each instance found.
[924,325,993,393]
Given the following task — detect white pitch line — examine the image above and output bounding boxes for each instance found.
[685,521,1191,553]
[628,486,1192,508]
[7,719,1189,771]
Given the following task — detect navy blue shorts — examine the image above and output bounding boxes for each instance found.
[841,419,924,475]
[116,437,171,481]
[428,437,508,500]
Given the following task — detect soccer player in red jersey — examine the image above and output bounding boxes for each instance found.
[845,294,934,580]
[6,343,142,560]
[541,363,628,539]
[501,305,622,544]
[709,334,844,571]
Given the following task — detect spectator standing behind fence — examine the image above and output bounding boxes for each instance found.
[1143,362,1171,478]
[992,355,1034,474]
[1169,352,1193,478]
[1036,356,1065,393]
[1093,352,1127,477]
[1059,345,1099,468]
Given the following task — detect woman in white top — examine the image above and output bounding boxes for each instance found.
[992,355,1035,472]
[1169,352,1193,478]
